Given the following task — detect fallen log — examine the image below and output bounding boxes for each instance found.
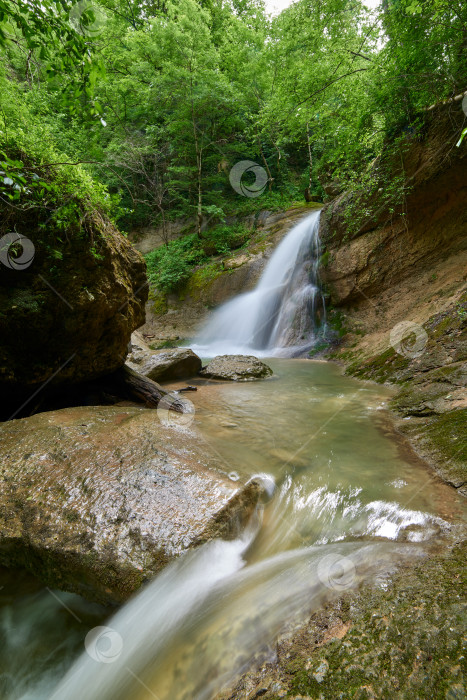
[4,364,185,419]
[104,364,184,412]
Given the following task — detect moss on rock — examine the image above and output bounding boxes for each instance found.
[220,542,467,700]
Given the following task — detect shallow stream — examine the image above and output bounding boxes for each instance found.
[1,360,464,699]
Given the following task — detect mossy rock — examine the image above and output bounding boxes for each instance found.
[222,542,467,700]
[0,149,147,418]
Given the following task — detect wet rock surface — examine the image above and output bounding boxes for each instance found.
[127,343,202,383]
[0,406,262,605]
[318,102,467,495]
[199,355,273,381]
[346,300,467,496]
[218,541,466,700]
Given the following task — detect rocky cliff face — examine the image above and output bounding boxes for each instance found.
[319,101,467,493]
[320,102,466,310]
[0,211,147,419]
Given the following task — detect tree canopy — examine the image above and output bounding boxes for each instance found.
[1,0,466,234]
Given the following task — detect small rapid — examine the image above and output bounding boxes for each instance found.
[51,538,424,700]
[192,210,325,357]
[43,361,464,700]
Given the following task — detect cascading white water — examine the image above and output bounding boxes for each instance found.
[192,210,325,357]
[50,535,425,700]
[14,359,463,700]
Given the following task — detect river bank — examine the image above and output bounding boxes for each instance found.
[318,102,466,498]
[218,538,466,700]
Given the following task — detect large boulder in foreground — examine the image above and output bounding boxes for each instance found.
[127,344,202,382]
[0,406,262,604]
[200,355,273,381]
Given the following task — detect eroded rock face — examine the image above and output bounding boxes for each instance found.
[199,355,273,381]
[319,103,467,308]
[127,344,202,383]
[316,102,467,494]
[0,406,262,604]
[0,217,147,418]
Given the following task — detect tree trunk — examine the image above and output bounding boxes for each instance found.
[197,158,203,238]
[106,365,183,411]
[191,84,204,239]
[304,122,314,202]
[256,128,274,191]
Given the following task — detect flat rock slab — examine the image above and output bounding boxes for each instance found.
[127,346,202,382]
[0,406,261,604]
[199,355,273,381]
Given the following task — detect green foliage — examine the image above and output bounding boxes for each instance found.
[0,64,114,260]
[0,0,464,243]
[145,234,206,294]
[201,224,250,256]
[0,0,105,114]
[338,143,411,238]
[0,151,47,201]
[145,222,253,293]
[457,128,467,148]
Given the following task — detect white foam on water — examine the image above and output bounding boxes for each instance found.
[192,210,325,358]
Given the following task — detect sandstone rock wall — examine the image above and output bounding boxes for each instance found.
[318,101,467,493]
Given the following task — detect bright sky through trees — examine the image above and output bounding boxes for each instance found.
[265,0,380,16]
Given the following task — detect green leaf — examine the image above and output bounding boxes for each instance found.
[456,128,467,148]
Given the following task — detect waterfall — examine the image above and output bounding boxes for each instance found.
[49,536,423,700]
[192,210,325,357]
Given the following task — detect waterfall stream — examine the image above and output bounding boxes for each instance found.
[192,210,325,357]
[45,360,464,700]
[51,537,424,700]
[1,214,465,700]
